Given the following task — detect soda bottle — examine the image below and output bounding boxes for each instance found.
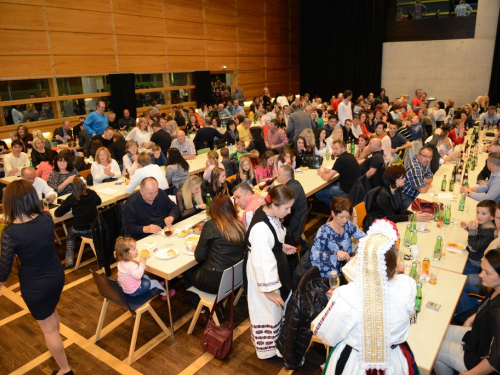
[206,193,211,220]
[459,193,466,211]
[411,211,417,230]
[449,170,456,192]
[409,262,418,281]
[434,202,439,222]
[229,143,233,153]
[441,175,447,191]
[433,236,442,262]
[404,224,412,247]
[397,251,405,274]
[444,204,451,225]
[415,282,423,313]
[411,229,418,246]
[437,205,445,228]
[329,270,340,290]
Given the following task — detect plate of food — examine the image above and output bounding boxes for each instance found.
[192,222,205,235]
[445,242,466,252]
[139,249,151,258]
[155,248,179,260]
[184,234,200,245]
[178,229,191,237]
[416,228,431,233]
[183,245,196,255]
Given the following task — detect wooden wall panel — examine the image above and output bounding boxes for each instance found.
[168,56,205,72]
[267,56,290,70]
[239,57,266,69]
[2,30,49,54]
[205,6,237,26]
[237,42,263,56]
[53,55,117,75]
[206,41,238,56]
[45,0,110,12]
[267,69,289,83]
[205,23,237,41]
[114,13,164,36]
[207,56,238,70]
[46,7,113,33]
[112,0,160,16]
[0,56,52,78]
[51,32,115,54]
[239,70,266,84]
[165,19,204,39]
[119,56,168,73]
[0,3,45,29]
[164,1,204,21]
[167,38,206,56]
[238,27,265,43]
[117,35,165,54]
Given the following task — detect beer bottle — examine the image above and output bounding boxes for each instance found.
[449,170,456,191]
[411,229,418,246]
[351,139,355,154]
[206,193,211,220]
[459,192,466,211]
[444,204,451,225]
[409,262,418,281]
[441,175,447,191]
[433,236,442,262]
[463,171,469,187]
[411,211,417,230]
[456,164,462,183]
[346,137,352,154]
[415,282,423,313]
[397,251,405,274]
[434,202,439,222]
[404,224,412,247]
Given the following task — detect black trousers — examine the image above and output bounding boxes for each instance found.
[184,264,223,307]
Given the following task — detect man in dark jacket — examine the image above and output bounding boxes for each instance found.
[277,164,307,243]
[286,102,316,142]
[122,177,180,240]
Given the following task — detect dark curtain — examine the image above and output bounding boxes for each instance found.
[488,9,500,105]
[109,73,137,120]
[194,71,212,108]
[300,0,386,101]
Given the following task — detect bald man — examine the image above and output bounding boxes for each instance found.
[359,138,386,187]
[21,166,57,202]
[170,130,196,159]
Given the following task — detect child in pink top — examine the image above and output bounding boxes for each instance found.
[254,150,276,184]
[115,237,173,298]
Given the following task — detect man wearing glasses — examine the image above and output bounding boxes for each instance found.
[83,101,108,137]
[401,145,434,208]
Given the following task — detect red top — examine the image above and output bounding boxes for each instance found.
[331,99,341,112]
[449,128,466,145]
[411,97,422,115]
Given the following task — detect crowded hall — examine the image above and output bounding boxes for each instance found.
[1,1,500,374]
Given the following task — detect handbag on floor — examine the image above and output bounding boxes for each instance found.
[200,266,235,359]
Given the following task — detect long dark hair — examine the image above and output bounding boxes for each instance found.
[315,128,326,150]
[166,148,189,172]
[71,176,87,201]
[53,151,74,172]
[90,139,103,160]
[208,194,245,243]
[3,180,44,224]
[249,127,262,140]
[46,150,59,167]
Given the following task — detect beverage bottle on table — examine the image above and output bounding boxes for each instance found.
[444,204,451,225]
[397,251,405,274]
[422,257,430,273]
[437,206,445,228]
[404,224,412,247]
[329,270,340,290]
[472,158,476,171]
[449,171,456,191]
[229,143,233,153]
[346,138,352,154]
[415,282,423,313]
[441,175,447,191]
[411,210,417,230]
[459,192,466,211]
[351,140,355,154]
[258,176,277,190]
[411,229,418,246]
[206,193,211,220]
[433,236,442,261]
[434,202,439,222]
[462,171,469,187]
[456,164,462,183]
[409,262,418,281]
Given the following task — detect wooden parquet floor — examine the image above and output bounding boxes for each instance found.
[0,199,331,375]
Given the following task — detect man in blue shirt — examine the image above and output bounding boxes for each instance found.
[461,153,500,202]
[83,101,108,137]
[232,99,245,117]
[407,115,423,141]
[401,145,434,208]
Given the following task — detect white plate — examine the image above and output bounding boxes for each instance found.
[183,234,200,244]
[155,248,179,260]
[183,247,195,256]
[416,228,431,233]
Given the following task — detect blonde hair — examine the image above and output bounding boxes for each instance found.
[236,140,245,149]
[32,129,45,141]
[151,144,161,152]
[330,126,344,142]
[475,95,484,105]
[32,136,44,148]
[181,175,204,210]
[239,156,254,181]
[95,147,112,164]
[299,128,315,148]
[462,104,473,119]
[115,236,136,262]
[137,117,148,129]
[126,140,139,152]
[167,120,179,135]
[207,150,219,163]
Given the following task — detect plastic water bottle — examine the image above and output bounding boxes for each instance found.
[230,143,233,153]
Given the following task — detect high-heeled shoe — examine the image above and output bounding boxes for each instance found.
[52,370,74,375]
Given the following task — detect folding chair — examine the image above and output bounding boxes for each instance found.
[187,260,244,334]
[90,269,169,364]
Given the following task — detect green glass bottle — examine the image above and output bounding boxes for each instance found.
[29,158,33,168]
[444,204,451,225]
[449,170,456,192]
[411,211,417,230]
[411,229,418,246]
[433,236,442,261]
[441,175,447,191]
[346,137,352,154]
[409,262,418,281]
[351,140,355,154]
[206,193,211,220]
[404,224,412,247]
[415,282,423,313]
[434,203,439,222]
[459,192,466,211]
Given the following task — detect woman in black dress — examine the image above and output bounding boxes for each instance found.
[246,127,267,157]
[0,180,72,375]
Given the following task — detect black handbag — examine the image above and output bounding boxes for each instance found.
[200,266,235,359]
[302,154,323,169]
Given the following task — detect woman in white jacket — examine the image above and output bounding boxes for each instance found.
[91,147,121,184]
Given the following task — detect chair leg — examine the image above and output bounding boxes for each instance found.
[211,303,220,326]
[61,221,68,237]
[234,287,244,306]
[128,306,145,365]
[75,240,86,270]
[147,305,170,335]
[89,240,97,257]
[187,302,205,335]
[94,299,109,343]
[54,230,61,245]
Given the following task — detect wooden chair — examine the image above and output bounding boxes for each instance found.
[187,260,244,334]
[79,169,91,180]
[90,269,169,365]
[197,148,210,155]
[353,202,366,230]
[394,148,409,166]
[75,237,97,270]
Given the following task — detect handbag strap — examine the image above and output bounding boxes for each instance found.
[208,266,235,329]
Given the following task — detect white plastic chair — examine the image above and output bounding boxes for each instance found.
[187,259,244,334]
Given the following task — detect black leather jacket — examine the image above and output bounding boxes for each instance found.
[276,266,329,370]
[194,220,245,272]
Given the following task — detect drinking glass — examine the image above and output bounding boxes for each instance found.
[42,199,49,212]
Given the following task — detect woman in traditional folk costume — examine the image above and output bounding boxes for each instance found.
[244,185,297,359]
[312,219,418,374]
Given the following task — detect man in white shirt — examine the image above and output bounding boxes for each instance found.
[283,105,290,126]
[126,152,169,194]
[21,167,57,202]
[337,90,353,126]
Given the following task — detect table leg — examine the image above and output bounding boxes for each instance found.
[164,278,175,336]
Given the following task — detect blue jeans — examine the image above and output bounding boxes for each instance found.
[401,193,415,210]
[128,275,151,297]
[463,257,481,275]
[456,273,487,315]
[315,182,348,207]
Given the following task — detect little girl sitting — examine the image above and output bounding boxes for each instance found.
[116,237,175,299]
[460,199,497,274]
